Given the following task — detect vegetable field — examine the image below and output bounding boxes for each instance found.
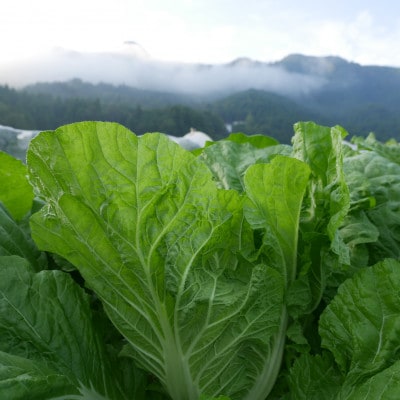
[1,121,400,400]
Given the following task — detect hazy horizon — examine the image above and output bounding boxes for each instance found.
[1,46,335,98]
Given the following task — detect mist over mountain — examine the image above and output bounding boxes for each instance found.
[276,54,400,109]
[3,46,400,109]
[1,46,326,97]
[2,48,400,143]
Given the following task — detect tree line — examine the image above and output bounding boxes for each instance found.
[0,85,228,139]
[2,81,399,145]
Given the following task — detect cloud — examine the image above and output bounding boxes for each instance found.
[0,47,326,97]
[302,10,400,67]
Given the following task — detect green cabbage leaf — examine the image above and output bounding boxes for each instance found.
[286,258,400,399]
[0,255,129,400]
[27,122,310,400]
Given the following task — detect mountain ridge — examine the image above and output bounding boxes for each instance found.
[1,53,400,142]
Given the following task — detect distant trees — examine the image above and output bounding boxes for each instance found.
[1,80,400,144]
[0,85,227,139]
[211,89,322,143]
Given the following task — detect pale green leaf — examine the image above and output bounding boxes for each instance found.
[242,155,310,399]
[0,151,34,220]
[27,122,286,400]
[244,155,310,282]
[0,351,76,400]
[342,151,400,265]
[285,352,343,400]
[200,139,291,191]
[320,259,400,380]
[0,203,47,271]
[286,259,400,399]
[0,255,126,400]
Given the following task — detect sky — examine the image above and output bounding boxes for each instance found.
[1,0,400,67]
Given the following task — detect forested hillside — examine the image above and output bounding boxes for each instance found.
[0,84,227,139]
[209,89,323,143]
[2,52,400,144]
[23,79,202,108]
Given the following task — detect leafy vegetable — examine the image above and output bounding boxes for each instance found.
[0,151,34,220]
[292,121,350,262]
[27,122,312,400]
[0,152,47,270]
[287,122,351,320]
[199,137,291,191]
[341,147,400,266]
[1,120,399,399]
[243,156,310,398]
[352,132,400,165]
[0,255,129,400]
[286,258,400,399]
[0,203,47,271]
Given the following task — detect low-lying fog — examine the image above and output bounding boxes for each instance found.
[0,46,327,97]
